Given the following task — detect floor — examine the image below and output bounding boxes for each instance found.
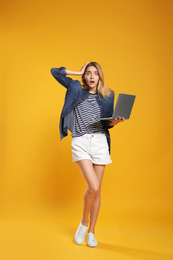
[0,206,172,260]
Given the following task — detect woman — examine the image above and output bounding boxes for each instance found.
[50,62,125,247]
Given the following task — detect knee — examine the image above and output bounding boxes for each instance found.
[88,185,100,196]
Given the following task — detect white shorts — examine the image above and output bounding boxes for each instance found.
[71,133,112,165]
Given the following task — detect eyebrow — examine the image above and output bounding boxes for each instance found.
[86,70,98,73]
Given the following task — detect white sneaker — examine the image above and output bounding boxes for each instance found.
[75,221,88,245]
[87,232,98,247]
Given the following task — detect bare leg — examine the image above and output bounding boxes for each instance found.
[88,164,105,233]
[76,159,101,227]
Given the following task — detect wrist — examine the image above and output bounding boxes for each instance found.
[66,70,82,76]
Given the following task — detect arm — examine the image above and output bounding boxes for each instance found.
[50,62,91,89]
[50,67,72,89]
[65,61,91,76]
[65,70,81,76]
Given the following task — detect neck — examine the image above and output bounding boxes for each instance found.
[88,87,97,94]
[89,90,97,94]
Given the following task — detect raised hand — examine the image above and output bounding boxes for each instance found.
[79,61,91,75]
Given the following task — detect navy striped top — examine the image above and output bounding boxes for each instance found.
[72,93,105,137]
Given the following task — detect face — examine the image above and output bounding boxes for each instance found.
[84,66,99,93]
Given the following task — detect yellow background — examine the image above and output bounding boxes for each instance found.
[1,0,173,259]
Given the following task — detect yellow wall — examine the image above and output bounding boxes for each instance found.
[1,0,173,225]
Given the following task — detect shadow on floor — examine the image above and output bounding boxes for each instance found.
[97,242,173,260]
[62,226,173,259]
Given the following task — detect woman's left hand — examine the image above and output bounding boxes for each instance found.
[108,116,125,126]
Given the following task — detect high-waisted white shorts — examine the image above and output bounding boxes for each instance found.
[71,133,112,165]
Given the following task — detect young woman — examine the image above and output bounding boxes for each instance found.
[50,62,125,247]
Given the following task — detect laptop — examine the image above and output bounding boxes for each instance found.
[100,93,136,120]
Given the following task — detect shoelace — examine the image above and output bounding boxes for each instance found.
[78,226,87,238]
[88,234,96,242]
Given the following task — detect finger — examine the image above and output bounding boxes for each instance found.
[84,61,91,67]
[109,119,117,121]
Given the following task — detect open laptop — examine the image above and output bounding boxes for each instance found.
[100,93,136,120]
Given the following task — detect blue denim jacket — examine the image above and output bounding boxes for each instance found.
[50,67,115,154]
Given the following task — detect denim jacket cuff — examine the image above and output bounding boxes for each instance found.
[59,67,67,76]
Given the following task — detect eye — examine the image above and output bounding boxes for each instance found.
[95,72,98,75]
[86,72,90,75]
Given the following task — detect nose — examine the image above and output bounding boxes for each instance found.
[90,73,94,79]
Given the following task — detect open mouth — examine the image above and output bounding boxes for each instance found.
[90,81,95,84]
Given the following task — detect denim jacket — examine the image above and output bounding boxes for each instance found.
[50,67,115,154]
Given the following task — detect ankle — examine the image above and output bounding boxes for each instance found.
[88,227,95,234]
[81,219,88,227]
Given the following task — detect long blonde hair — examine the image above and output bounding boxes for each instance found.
[81,62,114,99]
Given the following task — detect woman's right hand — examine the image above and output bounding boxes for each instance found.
[65,62,91,76]
[79,61,91,75]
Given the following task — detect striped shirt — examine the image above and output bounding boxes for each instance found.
[72,93,105,137]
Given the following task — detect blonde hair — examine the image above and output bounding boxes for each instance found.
[81,62,114,99]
